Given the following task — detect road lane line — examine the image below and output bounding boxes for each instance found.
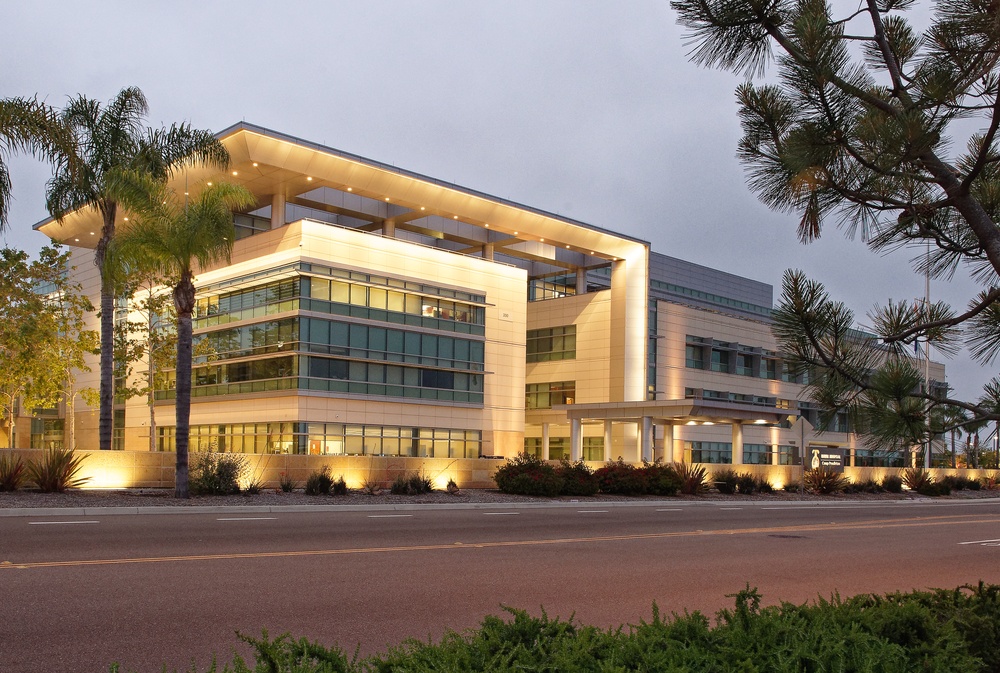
[482,512,520,516]
[28,521,99,525]
[958,538,1000,545]
[656,509,682,512]
[368,514,413,518]
[217,517,277,521]
[578,510,608,513]
[6,512,998,571]
[719,508,743,511]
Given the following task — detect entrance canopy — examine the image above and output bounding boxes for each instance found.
[552,397,799,463]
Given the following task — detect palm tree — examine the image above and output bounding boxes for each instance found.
[0,96,73,228]
[114,180,255,497]
[46,87,229,451]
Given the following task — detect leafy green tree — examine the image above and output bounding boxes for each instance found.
[114,275,177,451]
[0,96,73,228]
[113,180,255,497]
[672,0,1000,456]
[46,86,229,451]
[0,246,97,448]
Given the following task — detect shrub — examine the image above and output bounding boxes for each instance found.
[304,466,334,496]
[782,480,801,492]
[735,473,762,495]
[362,476,382,495]
[390,471,434,495]
[446,478,460,495]
[170,583,1000,673]
[803,467,848,494]
[0,453,27,492]
[189,452,246,495]
[713,468,739,494]
[902,468,932,492]
[243,476,264,495]
[917,480,951,497]
[278,471,297,493]
[641,460,681,496]
[493,453,564,497]
[332,475,348,495]
[594,459,648,495]
[984,472,999,490]
[673,462,708,495]
[753,476,774,494]
[556,460,600,496]
[881,474,903,493]
[844,478,882,494]
[26,447,89,492]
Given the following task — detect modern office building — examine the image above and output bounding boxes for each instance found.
[30,123,946,467]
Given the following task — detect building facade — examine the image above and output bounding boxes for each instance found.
[31,123,946,467]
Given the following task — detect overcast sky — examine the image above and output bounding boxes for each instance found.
[1,1,990,405]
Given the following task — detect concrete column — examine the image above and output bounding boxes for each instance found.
[270,194,286,230]
[542,423,550,461]
[570,418,582,461]
[609,250,650,403]
[603,421,613,461]
[383,220,396,238]
[732,423,744,465]
[660,423,674,463]
[641,416,653,462]
[771,443,780,466]
[483,243,494,261]
[576,269,587,295]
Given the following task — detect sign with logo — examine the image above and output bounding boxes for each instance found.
[809,446,845,472]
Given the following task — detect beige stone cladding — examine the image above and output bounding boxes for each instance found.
[655,299,947,462]
[117,219,527,454]
[522,290,615,453]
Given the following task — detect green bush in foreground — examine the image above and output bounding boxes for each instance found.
[492,452,563,496]
[111,583,1000,672]
[189,452,246,496]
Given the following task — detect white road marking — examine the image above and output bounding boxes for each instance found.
[761,506,873,510]
[217,517,277,521]
[483,512,520,516]
[959,538,1000,545]
[578,510,609,513]
[656,508,682,512]
[28,521,99,525]
[719,507,743,511]
[368,514,413,518]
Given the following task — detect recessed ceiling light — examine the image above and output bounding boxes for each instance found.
[74,238,79,242]
[420,207,425,211]
[306,177,313,181]
[540,238,545,242]
[385,197,390,202]
[484,224,489,228]
[347,187,353,192]
[453,215,458,219]
[565,245,571,249]
[513,231,518,235]
[252,162,258,167]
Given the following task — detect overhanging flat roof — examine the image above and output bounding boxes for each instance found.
[35,122,649,271]
[554,398,798,426]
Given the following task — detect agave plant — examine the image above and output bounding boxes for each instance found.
[672,462,708,495]
[0,453,27,491]
[26,447,89,492]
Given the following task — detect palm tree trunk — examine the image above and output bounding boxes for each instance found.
[96,206,116,451]
[174,278,195,498]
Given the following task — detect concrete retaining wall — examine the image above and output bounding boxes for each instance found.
[2,449,996,492]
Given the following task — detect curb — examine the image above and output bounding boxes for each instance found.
[2,497,998,518]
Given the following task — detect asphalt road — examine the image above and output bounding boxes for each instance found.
[2,499,1000,672]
